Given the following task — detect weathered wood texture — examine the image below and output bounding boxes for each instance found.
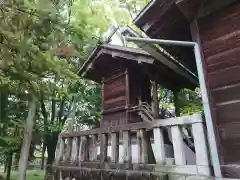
[198,1,240,165]
[133,0,197,75]
[55,114,211,179]
[197,2,240,178]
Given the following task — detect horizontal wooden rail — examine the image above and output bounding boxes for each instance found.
[54,163,210,176]
[55,113,211,178]
[61,114,202,138]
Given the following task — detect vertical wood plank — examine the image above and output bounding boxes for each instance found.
[89,134,98,161]
[56,137,65,164]
[111,132,119,163]
[70,136,79,164]
[153,127,166,164]
[78,136,89,163]
[171,126,186,165]
[137,129,148,163]
[100,133,108,164]
[65,137,73,162]
[192,122,210,175]
[122,131,132,164]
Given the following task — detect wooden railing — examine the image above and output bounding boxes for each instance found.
[54,114,211,179]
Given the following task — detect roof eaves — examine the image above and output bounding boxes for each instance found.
[133,0,157,24]
[78,46,101,76]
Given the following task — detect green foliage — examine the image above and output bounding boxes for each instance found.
[178,88,202,115]
[158,88,203,116]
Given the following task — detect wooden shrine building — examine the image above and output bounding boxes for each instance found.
[78,43,197,127]
[53,0,240,180]
[133,0,240,178]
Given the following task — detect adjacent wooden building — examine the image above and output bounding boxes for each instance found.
[133,0,240,178]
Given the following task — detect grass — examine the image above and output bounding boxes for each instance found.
[0,169,44,180]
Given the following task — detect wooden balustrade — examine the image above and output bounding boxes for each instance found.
[54,114,211,179]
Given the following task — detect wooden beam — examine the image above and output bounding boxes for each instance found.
[61,114,203,138]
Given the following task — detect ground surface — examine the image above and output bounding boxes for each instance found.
[0,169,44,180]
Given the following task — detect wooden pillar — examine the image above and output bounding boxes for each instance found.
[173,90,181,117]
[152,81,159,118]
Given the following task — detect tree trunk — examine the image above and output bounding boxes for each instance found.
[6,153,13,180]
[44,132,59,180]
[41,141,46,170]
[17,98,37,180]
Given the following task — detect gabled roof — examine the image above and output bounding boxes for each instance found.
[79,43,198,89]
[120,26,198,85]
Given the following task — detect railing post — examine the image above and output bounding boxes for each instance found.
[78,136,89,164]
[89,134,98,161]
[171,126,186,165]
[192,122,210,175]
[100,133,108,164]
[122,131,132,166]
[137,129,148,163]
[65,137,73,162]
[153,127,165,164]
[56,137,65,164]
[111,132,119,163]
[137,128,155,164]
[70,136,79,164]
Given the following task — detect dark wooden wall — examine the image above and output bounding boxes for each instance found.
[101,70,128,127]
[101,67,151,127]
[198,2,240,176]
